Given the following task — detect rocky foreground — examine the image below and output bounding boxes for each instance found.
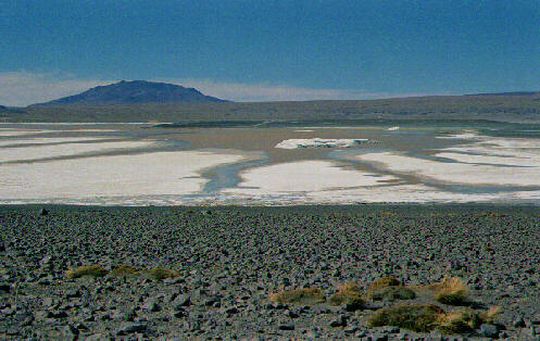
[0,205,539,340]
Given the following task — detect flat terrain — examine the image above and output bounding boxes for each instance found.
[3,94,540,123]
[0,205,538,339]
[1,123,540,205]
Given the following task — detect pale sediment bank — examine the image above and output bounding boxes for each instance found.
[0,150,246,200]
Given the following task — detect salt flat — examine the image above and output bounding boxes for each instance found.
[225,160,394,193]
[357,151,540,186]
[0,137,110,147]
[0,124,539,205]
[0,150,245,201]
[275,138,369,149]
[0,140,152,163]
[0,129,52,137]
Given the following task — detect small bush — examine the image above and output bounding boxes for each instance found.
[66,265,108,279]
[437,308,482,334]
[329,282,365,311]
[145,267,179,280]
[369,276,400,291]
[269,288,325,305]
[370,286,416,301]
[480,306,502,324]
[433,277,469,305]
[111,265,139,277]
[368,304,444,332]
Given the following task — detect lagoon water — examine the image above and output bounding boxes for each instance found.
[1,123,539,205]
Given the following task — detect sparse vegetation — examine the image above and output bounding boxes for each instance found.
[367,276,401,297]
[368,304,444,332]
[437,308,482,334]
[480,306,502,324]
[370,286,416,301]
[432,277,469,305]
[437,306,501,334]
[145,267,179,280]
[66,265,108,279]
[269,288,326,305]
[329,282,365,310]
[111,265,140,277]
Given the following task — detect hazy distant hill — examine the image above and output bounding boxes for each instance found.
[4,90,540,123]
[35,80,227,105]
[465,91,540,98]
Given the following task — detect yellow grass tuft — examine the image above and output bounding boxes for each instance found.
[437,308,481,334]
[111,265,140,277]
[370,286,416,301]
[480,306,502,324]
[369,276,401,291]
[432,277,469,305]
[329,282,365,310]
[66,265,108,279]
[368,304,444,332]
[269,288,325,305]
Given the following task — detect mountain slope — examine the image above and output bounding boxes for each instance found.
[36,80,227,105]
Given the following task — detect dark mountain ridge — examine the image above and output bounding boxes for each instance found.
[34,80,227,105]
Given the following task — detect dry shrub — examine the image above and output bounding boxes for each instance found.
[369,276,401,291]
[368,304,444,332]
[66,265,108,279]
[111,265,139,277]
[437,306,501,334]
[329,282,365,311]
[370,286,416,301]
[432,277,469,305]
[480,306,502,324]
[269,288,325,305]
[437,308,481,334]
[367,276,401,298]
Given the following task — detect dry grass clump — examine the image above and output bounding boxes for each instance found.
[368,276,401,291]
[437,306,501,334]
[431,277,469,305]
[329,282,365,310]
[269,288,326,305]
[437,308,481,334]
[111,265,140,277]
[368,304,444,332]
[369,303,502,334]
[66,265,108,279]
[145,267,179,280]
[480,306,502,324]
[370,286,416,301]
[367,276,417,301]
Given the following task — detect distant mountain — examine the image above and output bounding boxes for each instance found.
[0,105,6,111]
[465,91,540,97]
[36,80,227,105]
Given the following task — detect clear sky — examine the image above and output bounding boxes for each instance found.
[1,0,540,105]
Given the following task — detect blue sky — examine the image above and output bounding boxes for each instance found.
[1,0,540,105]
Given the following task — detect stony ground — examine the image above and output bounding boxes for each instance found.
[0,205,539,340]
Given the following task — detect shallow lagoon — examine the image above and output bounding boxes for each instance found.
[0,123,539,205]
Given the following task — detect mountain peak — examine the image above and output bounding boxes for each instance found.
[37,80,227,105]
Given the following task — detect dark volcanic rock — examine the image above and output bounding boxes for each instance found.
[0,205,538,339]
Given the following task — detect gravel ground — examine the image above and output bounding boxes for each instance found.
[0,205,539,340]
